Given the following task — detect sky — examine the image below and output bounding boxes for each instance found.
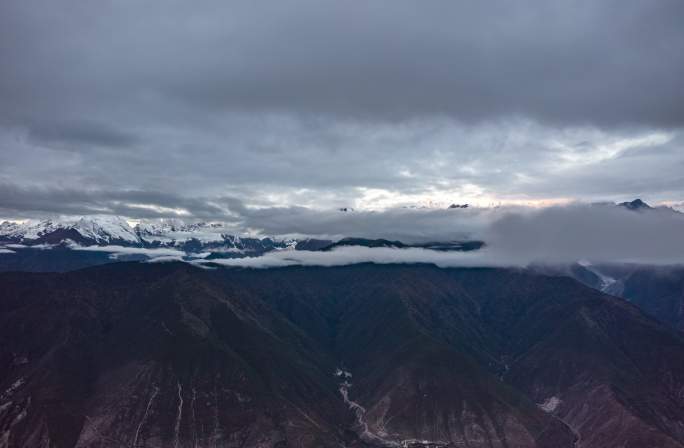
[1,0,683,225]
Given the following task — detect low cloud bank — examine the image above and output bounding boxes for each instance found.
[203,203,684,268]
[70,245,186,260]
[193,246,513,269]
[484,204,684,265]
[5,202,684,267]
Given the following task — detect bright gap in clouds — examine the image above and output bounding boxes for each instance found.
[551,132,673,167]
[1,118,682,221]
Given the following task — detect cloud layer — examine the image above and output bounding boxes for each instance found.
[4,203,683,266]
[208,204,684,267]
[1,1,683,218]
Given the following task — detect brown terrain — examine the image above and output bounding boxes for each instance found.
[1,262,684,447]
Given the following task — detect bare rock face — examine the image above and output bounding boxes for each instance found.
[1,263,684,447]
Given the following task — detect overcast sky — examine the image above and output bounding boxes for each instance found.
[1,0,683,224]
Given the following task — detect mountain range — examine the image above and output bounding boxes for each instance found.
[0,216,296,253]
[558,262,684,333]
[3,262,684,447]
[0,216,484,273]
[1,198,674,257]
[2,200,684,447]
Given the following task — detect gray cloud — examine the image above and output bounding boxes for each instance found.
[71,244,187,259]
[0,0,683,217]
[0,183,238,220]
[484,204,684,264]
[3,0,683,128]
[199,204,684,267]
[27,120,140,149]
[194,246,504,269]
[239,206,490,242]
[238,203,684,266]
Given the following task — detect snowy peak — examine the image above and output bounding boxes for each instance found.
[0,216,297,256]
[72,215,139,243]
[1,215,483,258]
[0,216,140,245]
[134,220,230,245]
[0,221,23,239]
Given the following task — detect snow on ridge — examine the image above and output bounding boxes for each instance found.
[2,215,301,247]
[538,396,561,413]
[0,215,140,244]
[135,220,230,244]
[72,215,140,243]
[0,221,21,236]
[5,219,63,240]
[2,215,318,255]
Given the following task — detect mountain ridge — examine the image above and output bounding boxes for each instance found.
[2,262,684,447]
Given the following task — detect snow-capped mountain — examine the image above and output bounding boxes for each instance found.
[134,220,228,245]
[0,216,297,255]
[72,215,140,244]
[0,216,138,245]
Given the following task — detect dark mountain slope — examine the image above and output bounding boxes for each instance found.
[0,264,350,448]
[2,263,684,447]
[506,295,684,448]
[191,265,572,446]
[618,266,684,332]
[557,263,684,332]
[0,247,126,272]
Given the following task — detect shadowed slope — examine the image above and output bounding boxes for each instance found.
[1,263,684,447]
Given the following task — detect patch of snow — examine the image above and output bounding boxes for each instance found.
[1,378,25,401]
[202,247,245,254]
[136,220,228,244]
[5,378,24,394]
[1,216,140,244]
[578,260,616,292]
[335,368,352,378]
[72,215,140,243]
[538,396,561,413]
[16,219,62,240]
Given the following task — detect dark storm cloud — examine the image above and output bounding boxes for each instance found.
[0,0,683,219]
[27,120,140,149]
[2,0,683,129]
